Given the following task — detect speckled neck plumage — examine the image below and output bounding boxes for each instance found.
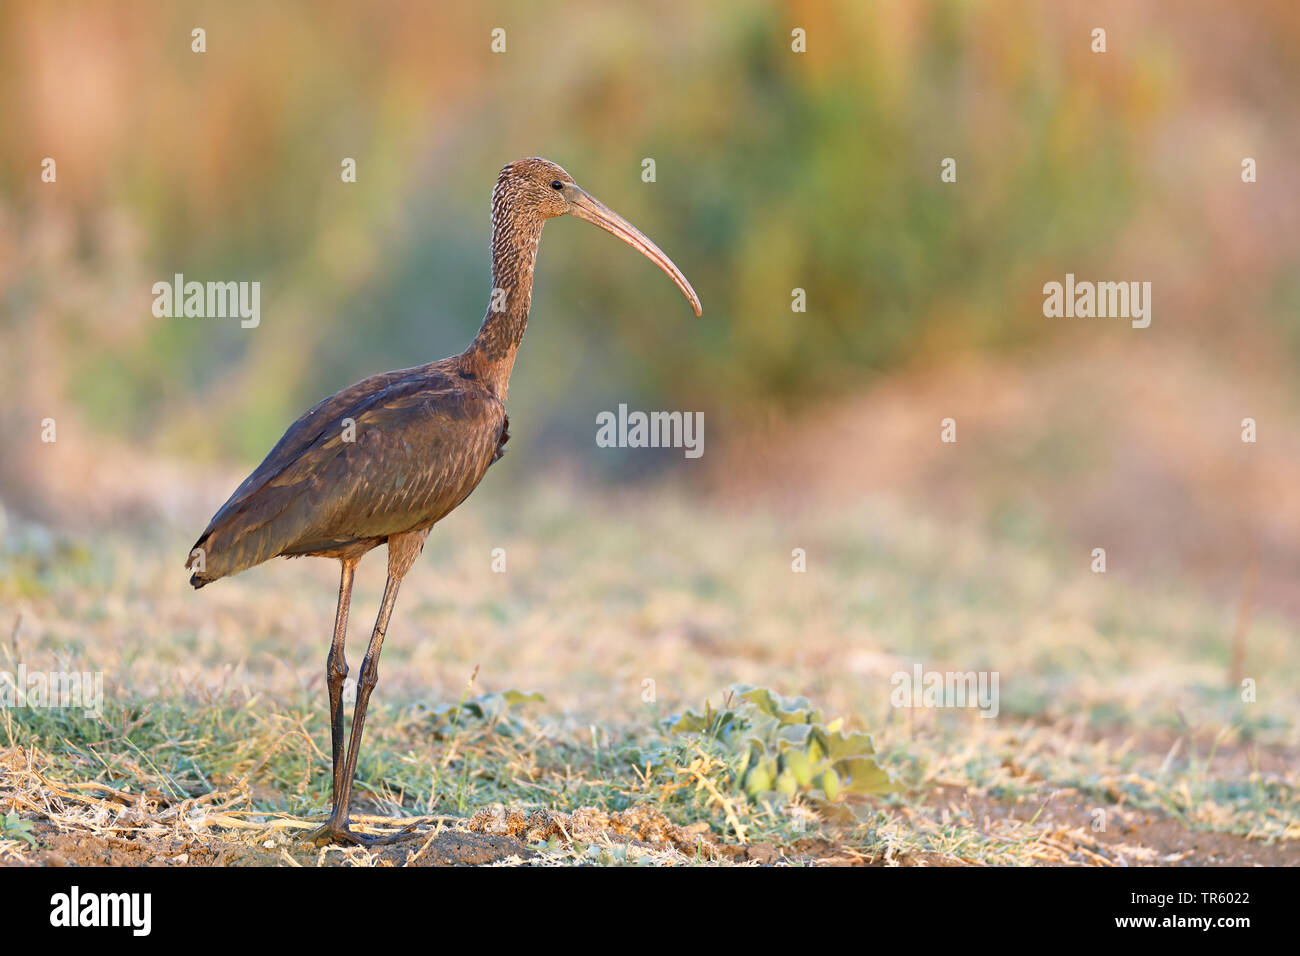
[464,171,548,399]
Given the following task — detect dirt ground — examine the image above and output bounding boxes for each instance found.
[6,747,1293,867]
[10,800,1292,868]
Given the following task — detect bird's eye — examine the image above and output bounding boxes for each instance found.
[551,180,564,190]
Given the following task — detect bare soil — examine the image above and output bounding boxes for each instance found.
[8,791,1290,867]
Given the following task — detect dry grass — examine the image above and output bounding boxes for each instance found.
[1,453,1296,865]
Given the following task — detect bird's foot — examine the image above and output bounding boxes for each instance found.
[303,820,424,847]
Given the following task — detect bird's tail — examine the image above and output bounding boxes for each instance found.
[185,501,313,588]
[185,523,278,588]
[185,533,216,588]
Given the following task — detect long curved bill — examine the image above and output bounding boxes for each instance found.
[569,188,703,317]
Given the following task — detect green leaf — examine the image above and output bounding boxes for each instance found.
[775,767,799,797]
[1,813,36,846]
[823,729,878,760]
[782,749,815,786]
[819,768,842,801]
[500,690,545,706]
[744,764,774,796]
[776,723,814,748]
[667,710,711,734]
[736,686,779,717]
[837,755,899,795]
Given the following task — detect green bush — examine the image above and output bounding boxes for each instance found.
[665,684,897,805]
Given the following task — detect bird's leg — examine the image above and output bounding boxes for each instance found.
[327,559,358,804]
[307,572,405,847]
[308,529,429,847]
[304,558,361,846]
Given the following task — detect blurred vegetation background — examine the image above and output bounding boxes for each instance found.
[1,1,1298,613]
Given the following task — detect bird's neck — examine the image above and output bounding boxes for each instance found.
[464,205,547,400]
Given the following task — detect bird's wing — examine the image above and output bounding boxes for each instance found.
[190,368,505,581]
[274,384,507,546]
[198,364,429,535]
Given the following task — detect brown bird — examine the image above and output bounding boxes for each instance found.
[186,158,701,845]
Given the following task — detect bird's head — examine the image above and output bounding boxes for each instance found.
[495,157,702,317]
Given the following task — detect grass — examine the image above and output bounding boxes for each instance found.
[0,477,1296,865]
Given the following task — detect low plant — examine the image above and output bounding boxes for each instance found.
[664,684,897,805]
